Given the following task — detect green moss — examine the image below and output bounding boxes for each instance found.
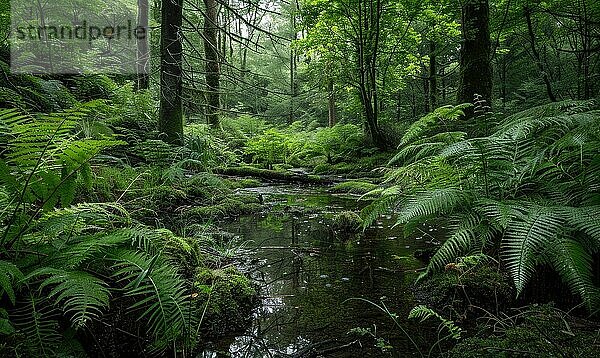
[331,211,363,240]
[447,305,600,357]
[194,266,258,337]
[330,181,378,195]
[415,264,514,319]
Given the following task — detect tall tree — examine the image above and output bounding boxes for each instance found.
[458,0,492,108]
[203,0,221,127]
[136,0,150,91]
[159,0,184,145]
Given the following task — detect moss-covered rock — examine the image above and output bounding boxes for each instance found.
[331,211,363,240]
[414,264,514,321]
[194,267,259,337]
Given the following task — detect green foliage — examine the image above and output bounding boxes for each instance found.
[365,101,600,309]
[0,104,202,355]
[447,305,600,357]
[243,123,367,168]
[245,128,290,167]
[399,104,471,146]
[408,305,462,340]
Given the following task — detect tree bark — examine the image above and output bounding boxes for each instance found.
[203,0,221,127]
[458,0,492,110]
[136,0,150,91]
[159,0,184,145]
[356,0,386,149]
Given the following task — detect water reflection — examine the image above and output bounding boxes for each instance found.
[203,185,437,357]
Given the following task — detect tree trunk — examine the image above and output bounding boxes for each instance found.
[524,5,557,102]
[203,0,220,127]
[356,0,385,149]
[328,79,336,127]
[136,0,150,91]
[159,0,183,145]
[289,1,298,124]
[458,0,492,110]
[429,40,438,110]
[423,71,430,113]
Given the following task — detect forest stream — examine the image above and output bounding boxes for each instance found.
[200,183,440,357]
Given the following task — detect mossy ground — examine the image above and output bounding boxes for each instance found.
[413,265,600,357]
[446,304,600,357]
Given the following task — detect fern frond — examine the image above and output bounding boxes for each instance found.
[396,188,471,225]
[30,268,110,329]
[0,260,24,305]
[109,249,195,349]
[360,189,402,228]
[502,207,564,294]
[11,296,61,356]
[408,305,462,340]
[426,213,490,273]
[546,238,598,310]
[401,104,470,145]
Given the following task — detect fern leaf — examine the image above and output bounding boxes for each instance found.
[30,268,110,329]
[502,208,564,294]
[0,260,24,305]
[547,238,598,310]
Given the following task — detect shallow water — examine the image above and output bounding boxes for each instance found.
[201,184,440,357]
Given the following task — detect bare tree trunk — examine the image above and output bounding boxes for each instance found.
[159,0,183,145]
[524,5,557,102]
[356,0,386,149]
[458,0,492,111]
[203,0,220,127]
[136,0,150,91]
[423,68,430,113]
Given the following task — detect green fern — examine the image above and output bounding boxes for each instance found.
[366,101,600,309]
[110,249,195,348]
[401,104,471,145]
[30,268,110,329]
[0,260,24,305]
[408,305,462,340]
